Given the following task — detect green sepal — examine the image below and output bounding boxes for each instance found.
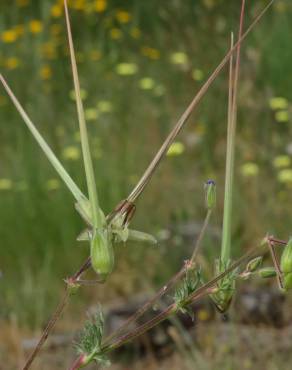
[174,269,201,318]
[257,267,277,279]
[283,273,292,291]
[210,259,237,313]
[280,238,292,290]
[280,238,292,274]
[126,229,157,245]
[246,256,263,272]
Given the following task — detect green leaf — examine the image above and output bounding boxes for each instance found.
[64,0,102,229]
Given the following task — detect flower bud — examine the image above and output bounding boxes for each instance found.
[91,230,114,281]
[204,180,216,210]
[246,256,263,273]
[258,267,276,279]
[280,238,292,290]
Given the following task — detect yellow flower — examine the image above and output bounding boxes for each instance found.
[29,20,43,34]
[139,77,155,90]
[69,89,88,101]
[273,155,291,168]
[1,29,18,43]
[275,1,287,13]
[62,146,80,160]
[17,0,30,6]
[141,47,160,60]
[97,100,112,113]
[5,57,20,70]
[170,52,188,65]
[154,84,165,97]
[94,0,107,13]
[116,63,138,76]
[0,95,7,107]
[85,108,99,120]
[167,142,185,157]
[278,169,292,184]
[41,42,57,59]
[46,178,61,191]
[192,68,204,81]
[269,97,288,110]
[203,0,215,9]
[110,28,122,40]
[51,4,63,18]
[55,126,65,137]
[76,52,85,63]
[14,25,25,37]
[275,110,289,123]
[240,162,259,177]
[116,10,131,24]
[130,27,141,39]
[39,65,52,80]
[71,0,86,11]
[0,179,12,190]
[50,24,62,36]
[89,50,102,61]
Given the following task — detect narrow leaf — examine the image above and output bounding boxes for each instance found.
[126,0,274,204]
[64,0,103,229]
[221,0,245,263]
[0,74,87,208]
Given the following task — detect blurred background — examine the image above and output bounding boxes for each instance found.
[1,0,292,369]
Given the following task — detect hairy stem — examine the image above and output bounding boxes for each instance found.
[103,208,212,345]
[22,288,72,370]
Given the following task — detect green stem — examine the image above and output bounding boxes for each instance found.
[64,0,102,229]
[190,209,212,264]
[0,74,87,208]
[102,209,212,346]
[221,0,245,264]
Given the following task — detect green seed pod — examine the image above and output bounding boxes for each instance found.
[90,230,114,282]
[204,180,216,210]
[258,267,277,279]
[246,256,263,272]
[280,238,292,290]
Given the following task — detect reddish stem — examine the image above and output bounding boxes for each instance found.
[69,354,86,370]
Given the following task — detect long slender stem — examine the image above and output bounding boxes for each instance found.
[0,74,87,207]
[64,0,102,229]
[22,288,71,370]
[103,240,268,354]
[221,0,245,264]
[190,209,212,264]
[268,240,284,289]
[19,2,274,368]
[103,209,212,345]
[127,0,274,204]
[70,238,274,369]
